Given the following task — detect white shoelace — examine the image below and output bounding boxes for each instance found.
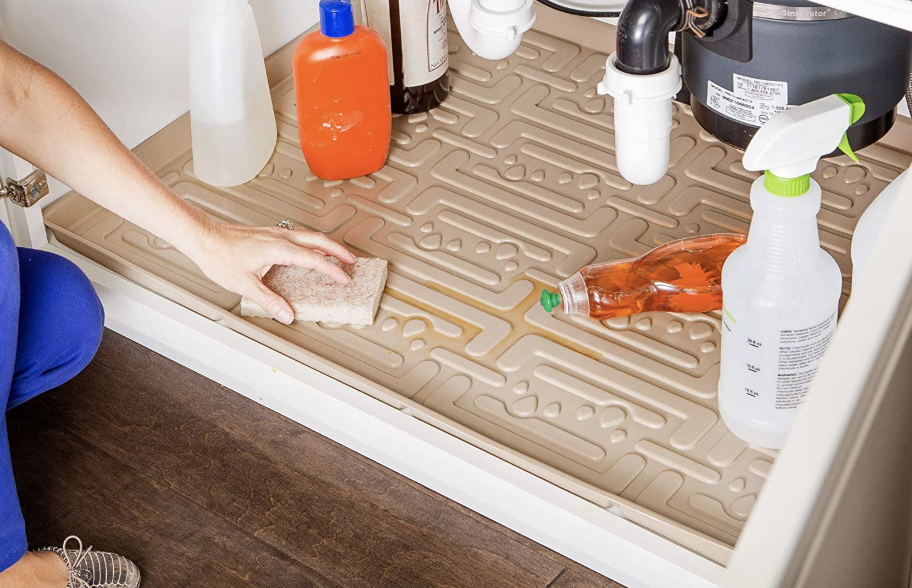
[60,536,94,588]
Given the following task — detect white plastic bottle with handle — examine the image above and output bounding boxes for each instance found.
[189,0,278,187]
[719,93,865,449]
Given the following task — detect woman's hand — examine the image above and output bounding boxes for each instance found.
[0,40,353,323]
[189,220,357,325]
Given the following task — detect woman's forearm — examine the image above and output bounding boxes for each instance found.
[0,40,358,323]
[0,41,211,258]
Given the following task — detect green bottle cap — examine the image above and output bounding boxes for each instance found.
[540,290,561,313]
[764,170,811,197]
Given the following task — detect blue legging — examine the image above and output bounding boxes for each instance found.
[0,223,104,572]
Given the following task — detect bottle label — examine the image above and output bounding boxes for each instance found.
[361,0,449,87]
[361,0,395,82]
[775,312,836,409]
[722,309,837,412]
[400,0,449,86]
[706,74,793,127]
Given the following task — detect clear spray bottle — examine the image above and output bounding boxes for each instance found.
[718,93,864,449]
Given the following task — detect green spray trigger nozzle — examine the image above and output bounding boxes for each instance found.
[837,136,858,163]
[837,93,866,124]
[836,93,865,163]
[541,290,561,313]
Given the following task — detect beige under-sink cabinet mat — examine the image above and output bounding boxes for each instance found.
[44,6,912,565]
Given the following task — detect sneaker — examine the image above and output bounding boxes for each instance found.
[38,536,141,588]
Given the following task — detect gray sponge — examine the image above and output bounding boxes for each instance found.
[240,257,388,326]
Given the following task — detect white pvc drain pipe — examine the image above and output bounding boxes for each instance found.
[448,0,537,60]
[598,53,682,186]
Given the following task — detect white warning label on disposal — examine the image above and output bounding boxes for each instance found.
[706,74,793,127]
[733,74,788,104]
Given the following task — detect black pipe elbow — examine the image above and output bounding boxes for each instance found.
[616,0,688,75]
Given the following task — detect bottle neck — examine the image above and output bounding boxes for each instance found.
[559,273,590,316]
[745,178,822,272]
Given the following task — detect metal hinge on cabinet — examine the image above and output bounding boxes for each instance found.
[0,169,49,207]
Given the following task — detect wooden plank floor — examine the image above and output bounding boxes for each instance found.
[7,330,624,588]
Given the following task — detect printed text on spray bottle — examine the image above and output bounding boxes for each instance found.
[775,312,836,409]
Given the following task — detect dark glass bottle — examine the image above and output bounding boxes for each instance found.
[361,0,450,114]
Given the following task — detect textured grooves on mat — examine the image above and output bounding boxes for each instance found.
[43,7,912,564]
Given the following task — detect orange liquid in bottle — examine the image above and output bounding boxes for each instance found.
[293,2,391,181]
[543,233,746,319]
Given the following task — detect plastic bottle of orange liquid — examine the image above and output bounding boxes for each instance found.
[293,0,391,180]
[540,234,746,319]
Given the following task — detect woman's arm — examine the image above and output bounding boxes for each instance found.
[0,40,356,324]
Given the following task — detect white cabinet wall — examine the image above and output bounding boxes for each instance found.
[0,0,320,206]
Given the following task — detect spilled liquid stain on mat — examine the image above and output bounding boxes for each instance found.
[44,9,912,565]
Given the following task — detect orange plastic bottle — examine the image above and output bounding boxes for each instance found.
[292,0,391,180]
[541,233,746,320]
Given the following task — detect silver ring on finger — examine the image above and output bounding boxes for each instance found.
[276,219,294,231]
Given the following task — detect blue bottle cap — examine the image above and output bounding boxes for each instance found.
[320,0,355,38]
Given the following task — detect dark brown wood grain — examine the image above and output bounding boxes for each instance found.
[8,330,624,588]
[548,568,625,588]
[9,419,342,587]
